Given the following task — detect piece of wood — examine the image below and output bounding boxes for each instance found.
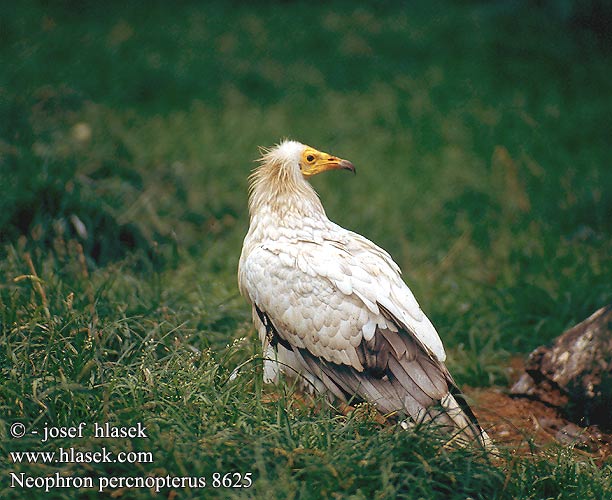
[511,305,612,429]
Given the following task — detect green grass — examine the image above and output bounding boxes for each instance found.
[1,1,612,498]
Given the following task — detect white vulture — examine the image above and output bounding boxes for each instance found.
[238,140,492,448]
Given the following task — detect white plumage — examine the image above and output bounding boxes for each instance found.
[238,140,492,448]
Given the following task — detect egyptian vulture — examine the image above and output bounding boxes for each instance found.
[238,140,492,448]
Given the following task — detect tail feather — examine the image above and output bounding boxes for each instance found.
[254,305,494,450]
[298,346,494,449]
[438,391,494,449]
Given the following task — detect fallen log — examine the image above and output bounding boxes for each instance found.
[511,304,612,430]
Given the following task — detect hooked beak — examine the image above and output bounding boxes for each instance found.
[337,158,356,174]
[301,146,356,177]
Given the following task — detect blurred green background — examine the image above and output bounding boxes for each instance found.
[1,1,611,498]
[3,0,610,357]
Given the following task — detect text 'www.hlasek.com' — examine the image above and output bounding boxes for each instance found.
[7,421,253,493]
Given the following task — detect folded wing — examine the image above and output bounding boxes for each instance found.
[240,233,490,447]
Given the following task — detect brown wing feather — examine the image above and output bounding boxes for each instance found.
[256,303,490,447]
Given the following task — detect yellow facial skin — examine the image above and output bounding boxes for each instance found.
[300,146,355,177]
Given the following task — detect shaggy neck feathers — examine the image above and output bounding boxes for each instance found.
[248,141,326,222]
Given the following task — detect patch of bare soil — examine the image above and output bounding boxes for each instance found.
[468,359,612,463]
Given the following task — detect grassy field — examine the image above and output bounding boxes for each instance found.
[1,1,611,498]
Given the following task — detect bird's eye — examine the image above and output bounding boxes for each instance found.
[306,155,315,162]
